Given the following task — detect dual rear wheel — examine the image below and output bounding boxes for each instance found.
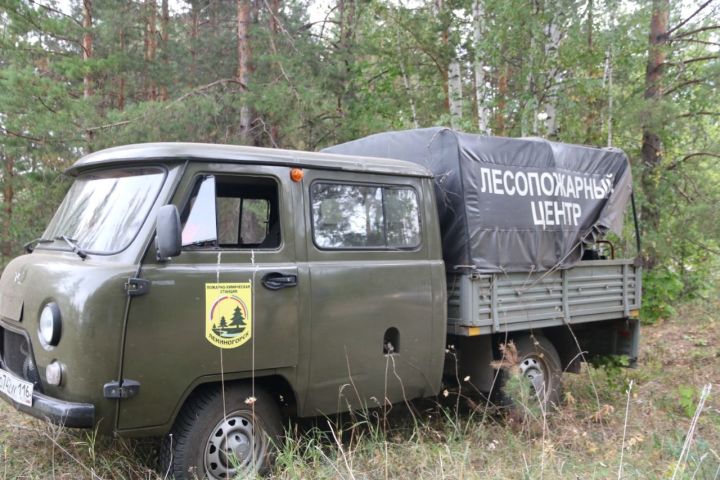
[496,334,563,411]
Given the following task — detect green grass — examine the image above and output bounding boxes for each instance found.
[1,300,719,479]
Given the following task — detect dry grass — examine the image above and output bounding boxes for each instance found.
[1,300,719,479]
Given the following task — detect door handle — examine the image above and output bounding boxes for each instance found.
[262,272,297,290]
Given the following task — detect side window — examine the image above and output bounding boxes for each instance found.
[384,188,421,247]
[181,175,281,249]
[311,182,421,250]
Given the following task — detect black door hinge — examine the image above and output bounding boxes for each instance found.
[125,278,150,297]
[103,379,141,399]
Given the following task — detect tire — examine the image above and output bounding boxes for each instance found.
[497,334,563,411]
[161,384,282,479]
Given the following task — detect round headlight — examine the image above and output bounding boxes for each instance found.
[39,303,61,348]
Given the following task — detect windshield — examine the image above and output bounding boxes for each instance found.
[42,167,166,254]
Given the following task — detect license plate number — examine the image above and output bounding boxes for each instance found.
[0,369,33,407]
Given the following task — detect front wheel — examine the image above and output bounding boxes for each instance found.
[161,384,282,479]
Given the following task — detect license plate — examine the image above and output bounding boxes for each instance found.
[0,369,33,407]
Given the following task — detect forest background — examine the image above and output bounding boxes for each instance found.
[0,0,719,321]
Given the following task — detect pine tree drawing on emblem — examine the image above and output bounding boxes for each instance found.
[212,315,229,336]
[228,306,246,334]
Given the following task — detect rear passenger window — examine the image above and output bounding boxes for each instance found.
[311,182,421,249]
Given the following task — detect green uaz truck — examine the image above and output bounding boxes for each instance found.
[0,128,640,479]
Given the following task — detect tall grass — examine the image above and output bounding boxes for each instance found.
[1,301,719,479]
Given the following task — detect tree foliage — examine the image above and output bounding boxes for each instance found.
[1,0,718,316]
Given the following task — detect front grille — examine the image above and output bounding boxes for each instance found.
[0,325,43,392]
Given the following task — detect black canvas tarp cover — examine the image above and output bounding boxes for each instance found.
[323,127,633,273]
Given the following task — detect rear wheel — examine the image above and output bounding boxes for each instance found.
[161,384,282,479]
[498,334,563,411]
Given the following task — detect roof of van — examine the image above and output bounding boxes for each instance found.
[66,142,433,178]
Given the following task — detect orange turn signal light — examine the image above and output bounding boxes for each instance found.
[290,168,304,182]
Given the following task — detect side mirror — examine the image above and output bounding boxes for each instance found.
[156,204,182,261]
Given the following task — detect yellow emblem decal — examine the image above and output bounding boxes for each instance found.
[205,282,252,349]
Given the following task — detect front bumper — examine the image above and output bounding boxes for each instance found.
[0,366,95,428]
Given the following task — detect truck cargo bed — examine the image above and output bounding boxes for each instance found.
[447,259,641,336]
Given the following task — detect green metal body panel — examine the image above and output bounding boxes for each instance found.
[447,259,642,335]
[118,163,302,434]
[0,253,132,432]
[0,164,183,434]
[0,144,446,437]
[299,171,445,415]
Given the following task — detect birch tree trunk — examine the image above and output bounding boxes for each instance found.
[640,0,669,269]
[432,0,451,117]
[472,0,489,133]
[237,0,252,141]
[603,49,613,147]
[602,6,617,147]
[82,0,93,99]
[396,19,418,128]
[435,0,462,129]
[542,14,562,138]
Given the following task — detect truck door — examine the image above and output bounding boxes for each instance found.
[302,171,438,415]
[118,164,300,431]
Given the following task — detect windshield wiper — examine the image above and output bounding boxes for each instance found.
[23,237,54,253]
[55,235,88,259]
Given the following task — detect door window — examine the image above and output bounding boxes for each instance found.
[181,175,281,249]
[311,182,421,249]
